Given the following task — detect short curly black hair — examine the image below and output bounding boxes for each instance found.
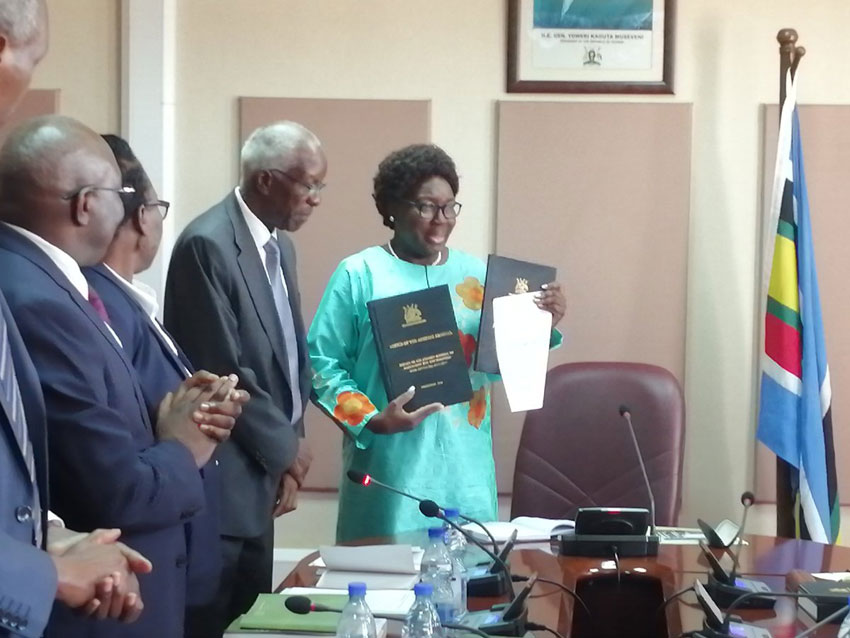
[101,134,148,223]
[372,144,459,229]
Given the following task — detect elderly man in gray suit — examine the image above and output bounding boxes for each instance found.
[165,121,325,636]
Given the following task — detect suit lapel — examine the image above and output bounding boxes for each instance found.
[0,296,48,499]
[0,228,152,430]
[225,195,293,385]
[146,318,192,379]
[92,265,191,380]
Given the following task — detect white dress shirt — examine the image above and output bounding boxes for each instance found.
[234,187,290,296]
[4,223,89,299]
[103,265,190,378]
[2,223,122,346]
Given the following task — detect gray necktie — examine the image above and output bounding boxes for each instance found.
[263,238,303,424]
[0,310,42,545]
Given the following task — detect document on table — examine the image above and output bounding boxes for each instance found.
[312,545,422,590]
[492,292,553,412]
[461,517,574,543]
[311,545,422,573]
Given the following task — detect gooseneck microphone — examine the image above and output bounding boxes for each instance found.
[346,470,422,502]
[285,596,341,615]
[728,491,755,582]
[346,469,499,555]
[618,405,656,536]
[419,500,515,600]
[285,595,493,638]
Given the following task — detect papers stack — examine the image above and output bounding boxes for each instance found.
[310,545,422,590]
[461,517,575,543]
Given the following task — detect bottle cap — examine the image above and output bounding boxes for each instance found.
[428,527,445,539]
[348,582,367,596]
[414,582,434,597]
[444,508,461,520]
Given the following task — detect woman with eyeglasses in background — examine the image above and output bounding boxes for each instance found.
[308,144,566,542]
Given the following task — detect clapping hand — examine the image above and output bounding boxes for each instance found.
[156,372,249,466]
[48,527,152,622]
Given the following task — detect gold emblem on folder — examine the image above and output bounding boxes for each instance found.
[402,304,426,327]
[513,277,529,294]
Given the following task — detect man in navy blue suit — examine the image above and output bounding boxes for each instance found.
[84,135,228,623]
[0,115,245,638]
[0,2,160,635]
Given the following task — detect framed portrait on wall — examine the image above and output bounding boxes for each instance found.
[507,0,675,94]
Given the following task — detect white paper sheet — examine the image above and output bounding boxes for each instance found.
[310,546,423,572]
[492,292,552,412]
[812,572,850,582]
[315,571,419,591]
[460,517,574,543]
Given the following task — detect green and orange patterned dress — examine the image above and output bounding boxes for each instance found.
[308,245,501,542]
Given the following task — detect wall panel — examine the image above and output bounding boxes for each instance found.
[493,101,693,498]
[240,97,430,489]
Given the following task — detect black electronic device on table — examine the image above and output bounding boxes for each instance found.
[693,579,773,638]
[467,528,518,597]
[553,507,660,558]
[697,541,774,609]
[460,572,536,636]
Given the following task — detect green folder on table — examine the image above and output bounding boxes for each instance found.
[232,593,347,633]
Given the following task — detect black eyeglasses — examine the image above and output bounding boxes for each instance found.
[267,168,326,198]
[144,199,170,219]
[403,199,462,220]
[61,185,136,200]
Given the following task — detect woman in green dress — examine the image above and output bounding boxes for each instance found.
[308,144,566,542]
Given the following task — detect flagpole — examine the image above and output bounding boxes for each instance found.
[774,28,805,539]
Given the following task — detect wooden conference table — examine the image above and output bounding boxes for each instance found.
[281,531,850,638]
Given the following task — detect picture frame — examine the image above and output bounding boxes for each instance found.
[507,0,676,94]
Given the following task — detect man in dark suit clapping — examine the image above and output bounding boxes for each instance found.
[0,2,157,635]
[165,121,326,635]
[83,134,233,628]
[0,115,244,638]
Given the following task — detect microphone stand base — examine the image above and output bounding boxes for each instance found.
[466,571,510,597]
[552,532,659,557]
[697,623,772,638]
[706,573,775,610]
[462,604,528,636]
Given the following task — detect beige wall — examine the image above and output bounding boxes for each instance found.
[172,0,850,537]
[31,0,120,134]
[32,1,850,546]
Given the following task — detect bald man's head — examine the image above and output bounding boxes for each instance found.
[0,0,48,127]
[0,115,127,266]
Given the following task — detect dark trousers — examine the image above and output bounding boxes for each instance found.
[184,527,274,638]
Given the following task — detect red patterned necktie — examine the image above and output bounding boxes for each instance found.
[87,287,111,324]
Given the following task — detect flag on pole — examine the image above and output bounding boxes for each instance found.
[757,71,840,544]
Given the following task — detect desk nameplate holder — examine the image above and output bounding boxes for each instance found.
[552,507,660,558]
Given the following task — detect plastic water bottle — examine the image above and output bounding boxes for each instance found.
[401,582,444,638]
[442,508,469,617]
[442,508,468,559]
[420,527,458,623]
[336,582,377,638]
